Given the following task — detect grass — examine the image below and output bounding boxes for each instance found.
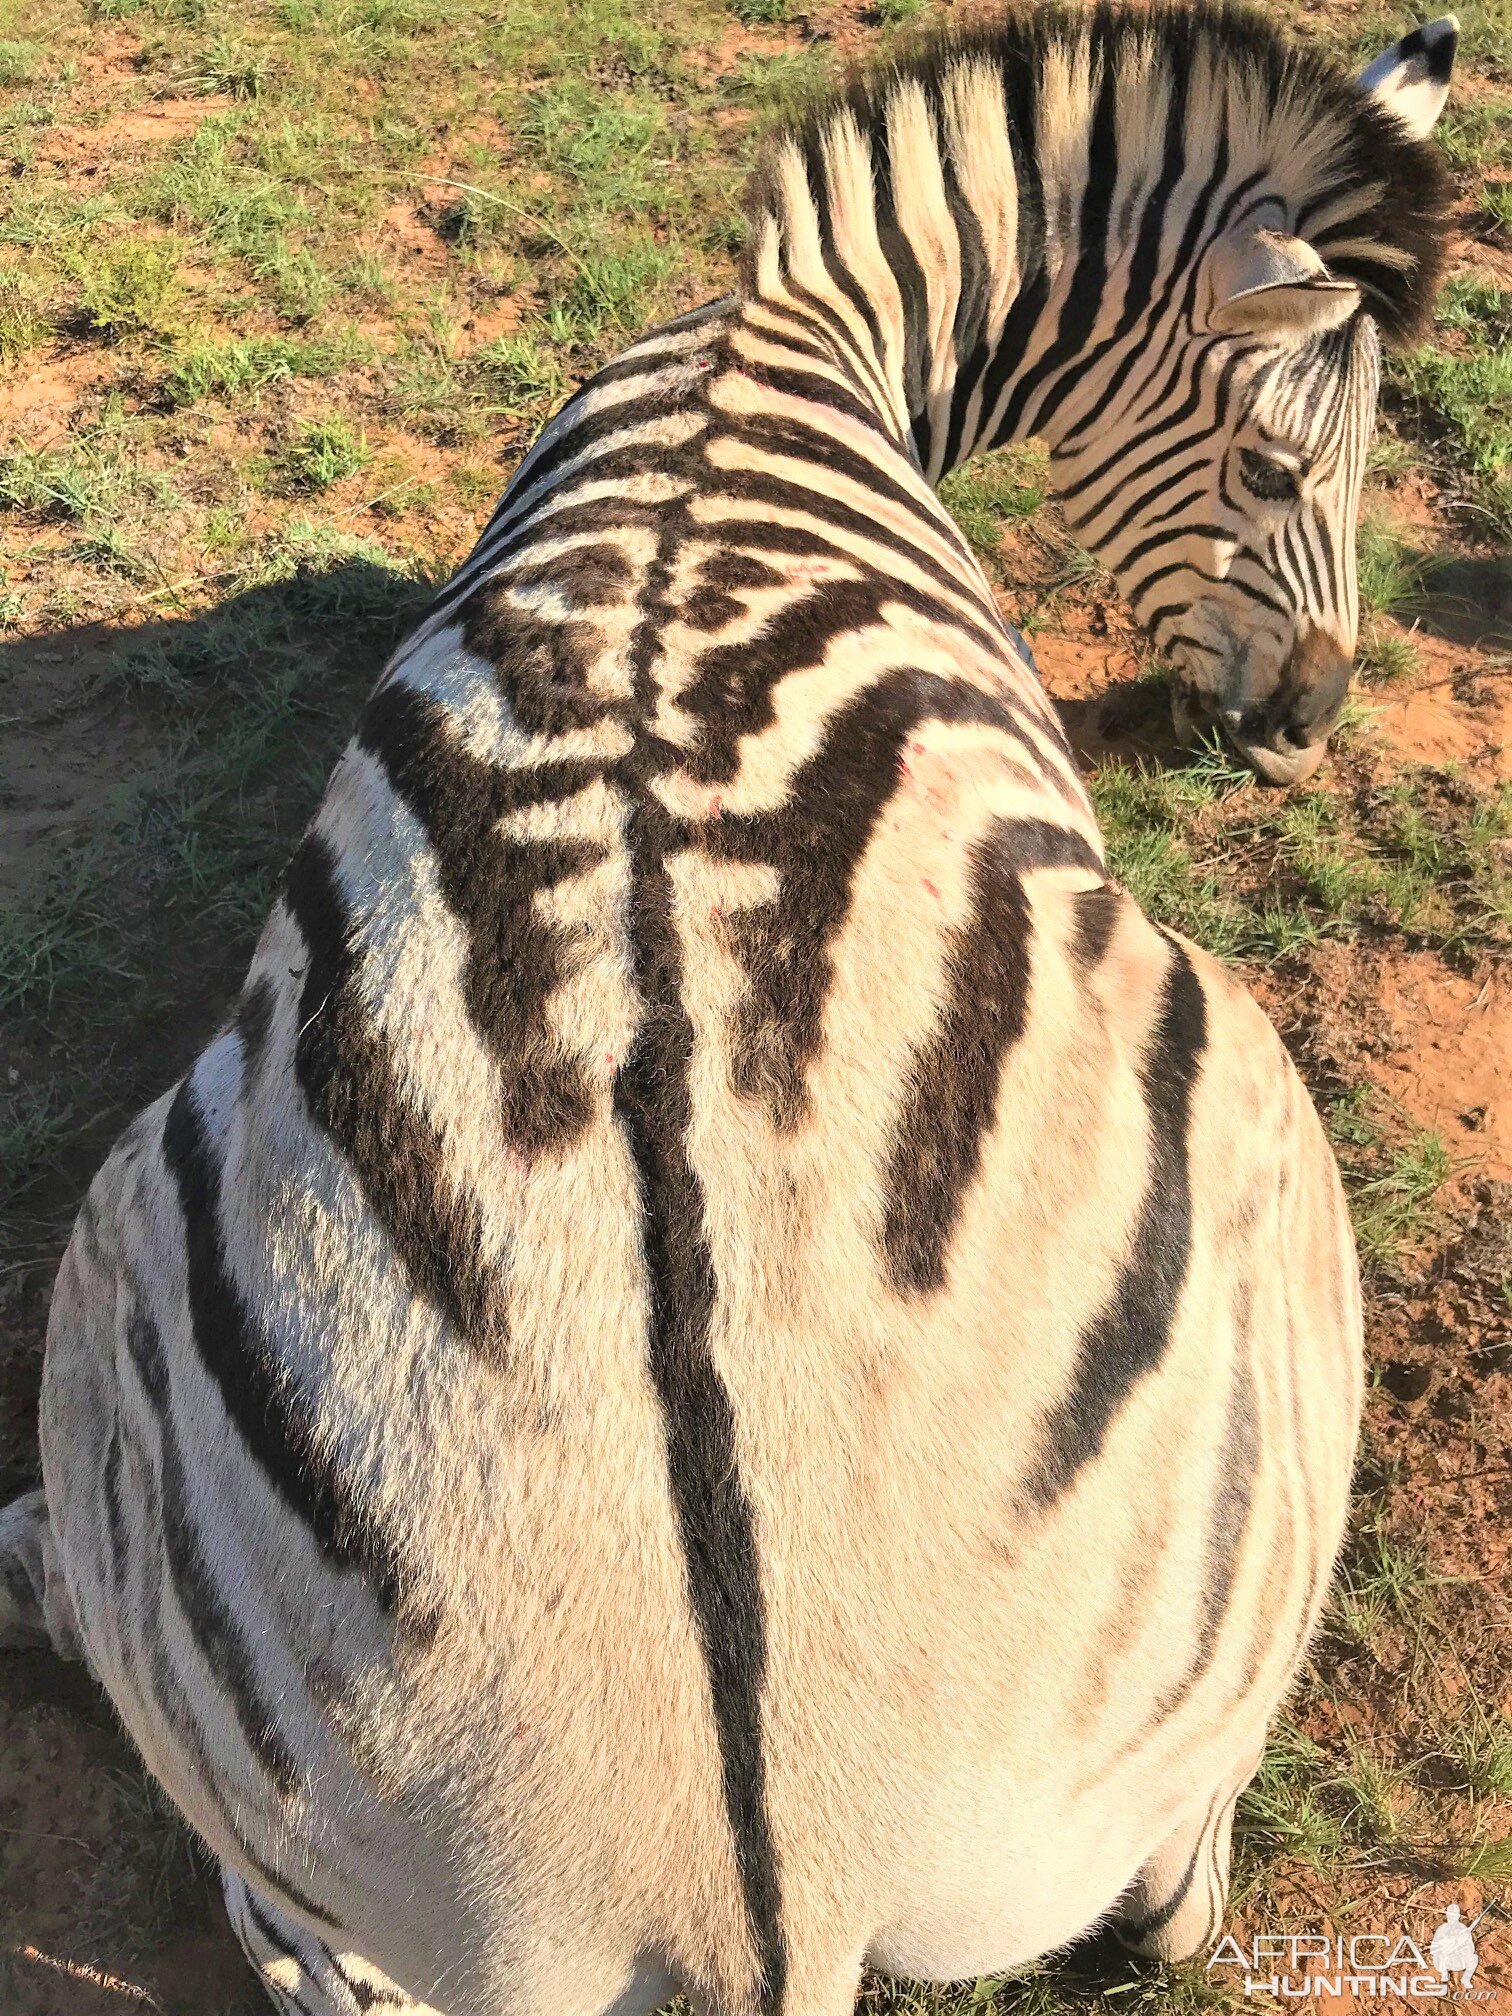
[1326,1086,1455,1273]
[728,0,792,24]
[160,328,370,405]
[1090,752,1305,962]
[0,271,49,357]
[1,0,1510,2005]
[74,1766,215,1968]
[938,448,1047,579]
[274,413,370,491]
[66,234,186,339]
[1237,1726,1347,1877]
[1087,747,1512,965]
[1392,282,1512,540]
[1354,511,1423,679]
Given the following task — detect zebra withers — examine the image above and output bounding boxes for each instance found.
[1,9,1454,2016]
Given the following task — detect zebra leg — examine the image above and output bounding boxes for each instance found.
[223,1865,443,2015]
[1112,1775,1247,1963]
[0,1486,83,1657]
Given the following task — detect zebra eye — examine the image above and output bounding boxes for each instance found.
[1238,448,1300,503]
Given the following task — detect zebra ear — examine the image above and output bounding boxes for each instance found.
[1208,230,1361,340]
[1358,16,1458,140]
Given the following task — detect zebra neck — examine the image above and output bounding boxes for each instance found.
[741,63,1180,487]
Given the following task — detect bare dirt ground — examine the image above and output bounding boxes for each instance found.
[0,0,1509,2009]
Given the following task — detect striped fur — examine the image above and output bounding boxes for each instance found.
[3,10,1452,2016]
[744,3,1452,783]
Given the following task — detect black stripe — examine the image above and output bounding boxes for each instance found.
[867,108,932,432]
[122,1303,302,1796]
[1056,342,1248,513]
[1109,1278,1262,1768]
[704,672,1049,1129]
[933,119,993,475]
[1069,883,1123,970]
[1118,1789,1222,1945]
[123,1430,345,1931]
[774,212,900,440]
[341,1966,412,2010]
[1055,61,1191,450]
[613,511,788,2014]
[284,830,507,1370]
[882,820,1034,1292]
[721,408,976,574]
[1191,1297,1261,1658]
[460,567,623,736]
[502,537,635,610]
[1026,937,1206,1505]
[242,1893,326,2016]
[487,380,704,532]
[704,472,1010,664]
[727,352,896,451]
[162,1022,428,1629]
[356,679,605,1154]
[1006,54,1120,443]
[684,567,1037,784]
[100,1417,126,1592]
[994,818,1102,876]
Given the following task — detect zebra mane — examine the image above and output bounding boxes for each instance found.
[742,1,1453,345]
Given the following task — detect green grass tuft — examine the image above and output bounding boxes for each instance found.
[1328,1088,1454,1273]
[275,415,371,492]
[1355,512,1423,620]
[0,272,49,358]
[939,450,1047,574]
[66,236,185,339]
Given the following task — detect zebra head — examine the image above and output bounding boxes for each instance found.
[1051,19,1458,788]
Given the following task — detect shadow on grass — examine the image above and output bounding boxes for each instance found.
[0,559,437,2015]
[1051,666,1187,778]
[0,557,434,1490]
[1413,552,1512,652]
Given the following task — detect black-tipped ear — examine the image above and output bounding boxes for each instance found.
[1358,16,1458,140]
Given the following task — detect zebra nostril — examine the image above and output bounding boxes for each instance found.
[1275,644,1352,753]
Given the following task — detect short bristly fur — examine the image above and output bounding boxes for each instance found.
[2,9,1454,2016]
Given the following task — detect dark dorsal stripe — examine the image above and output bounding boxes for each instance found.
[1025,938,1207,1506]
[161,1059,427,1629]
[614,513,788,2015]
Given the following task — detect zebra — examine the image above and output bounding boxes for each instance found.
[1,6,1455,2014]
